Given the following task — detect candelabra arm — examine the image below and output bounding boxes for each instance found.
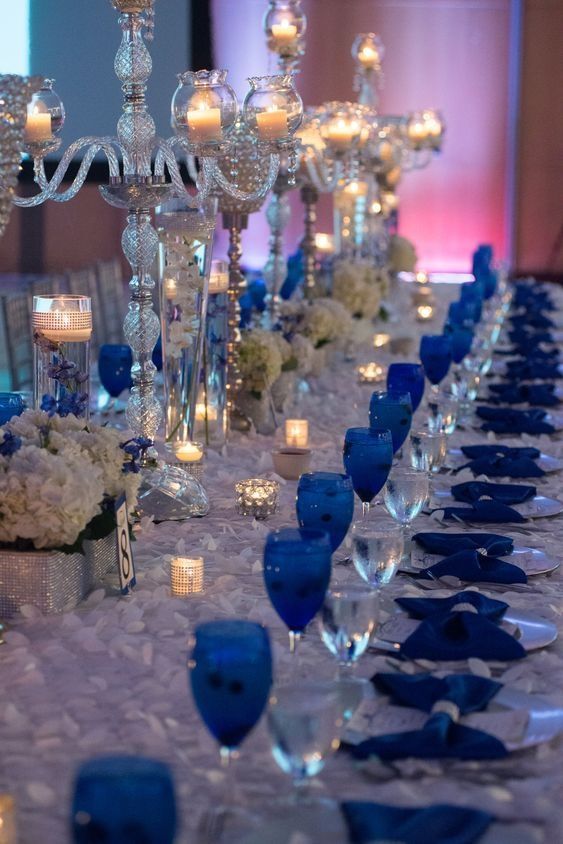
[14,137,121,207]
[153,138,211,205]
[185,153,200,184]
[203,154,280,204]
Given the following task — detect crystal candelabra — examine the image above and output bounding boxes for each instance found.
[5,0,302,466]
[352,33,384,109]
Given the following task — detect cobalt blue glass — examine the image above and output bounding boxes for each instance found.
[419,334,453,391]
[459,283,483,321]
[343,427,393,517]
[369,390,413,455]
[0,392,24,425]
[448,300,478,328]
[296,472,354,552]
[98,344,133,399]
[386,363,425,412]
[71,756,176,844]
[445,325,474,363]
[190,620,272,761]
[264,527,331,652]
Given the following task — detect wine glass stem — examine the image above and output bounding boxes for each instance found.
[361,501,370,519]
[401,524,410,565]
[289,630,302,653]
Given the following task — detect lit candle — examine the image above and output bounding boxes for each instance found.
[170,556,204,596]
[208,260,229,294]
[357,362,386,384]
[173,441,203,463]
[187,104,222,143]
[25,109,52,142]
[0,794,17,844]
[195,402,218,422]
[326,118,357,152]
[416,304,434,321]
[256,108,289,141]
[235,478,279,519]
[343,180,368,198]
[415,271,429,284]
[285,418,309,448]
[373,333,390,349]
[358,45,379,69]
[164,277,177,300]
[32,306,92,342]
[271,20,298,47]
[315,233,334,254]
[408,121,428,146]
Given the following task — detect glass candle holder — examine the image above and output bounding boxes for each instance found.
[352,32,384,71]
[373,333,390,349]
[264,0,306,58]
[416,304,434,322]
[171,70,238,151]
[32,294,92,418]
[319,102,363,155]
[285,418,309,447]
[235,478,279,520]
[196,270,228,448]
[357,362,386,385]
[170,556,204,596]
[243,74,303,145]
[24,79,64,155]
[171,440,204,481]
[0,795,17,844]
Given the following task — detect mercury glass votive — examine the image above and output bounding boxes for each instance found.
[357,362,386,385]
[170,556,204,596]
[0,795,17,844]
[285,418,309,447]
[235,479,280,520]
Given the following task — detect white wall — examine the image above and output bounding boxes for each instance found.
[29,0,191,149]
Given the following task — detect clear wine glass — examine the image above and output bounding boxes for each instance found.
[410,431,447,474]
[351,522,404,586]
[319,585,379,670]
[426,394,458,436]
[383,468,429,561]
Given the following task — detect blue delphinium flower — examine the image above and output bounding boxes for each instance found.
[120,437,153,473]
[0,431,22,457]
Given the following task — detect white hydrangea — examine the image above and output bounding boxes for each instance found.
[289,333,315,376]
[238,329,283,395]
[389,234,417,272]
[332,260,382,319]
[302,301,339,347]
[316,297,353,341]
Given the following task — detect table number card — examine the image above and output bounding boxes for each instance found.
[115,493,135,594]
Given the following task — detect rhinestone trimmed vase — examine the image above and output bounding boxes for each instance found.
[0,548,90,617]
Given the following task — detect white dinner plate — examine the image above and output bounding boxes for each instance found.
[408,543,559,577]
[376,607,557,653]
[446,447,563,474]
[430,487,563,519]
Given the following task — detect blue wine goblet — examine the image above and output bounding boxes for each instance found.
[0,392,25,426]
[369,390,413,455]
[386,363,425,412]
[343,427,393,518]
[264,527,332,653]
[445,324,473,364]
[296,472,354,553]
[448,300,479,328]
[98,344,133,412]
[419,334,453,395]
[71,756,177,844]
[190,620,272,765]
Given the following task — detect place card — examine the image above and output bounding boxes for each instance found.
[115,494,135,594]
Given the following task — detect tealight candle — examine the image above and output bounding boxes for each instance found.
[25,109,52,142]
[32,298,92,342]
[256,108,289,141]
[285,418,309,448]
[170,556,204,596]
[271,20,298,47]
[416,304,434,321]
[164,277,177,300]
[208,259,229,294]
[173,441,203,463]
[315,233,334,254]
[357,362,386,385]
[326,119,357,152]
[415,271,429,284]
[235,478,279,520]
[358,45,379,69]
[0,794,17,844]
[187,103,222,143]
[373,333,390,349]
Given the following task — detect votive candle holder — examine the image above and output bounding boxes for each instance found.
[170,556,204,596]
[235,478,279,520]
[284,418,309,448]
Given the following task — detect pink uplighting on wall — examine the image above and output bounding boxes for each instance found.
[210,0,517,273]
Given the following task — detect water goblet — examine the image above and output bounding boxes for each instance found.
[386,362,425,412]
[426,394,459,436]
[0,392,24,425]
[409,430,447,474]
[319,585,379,669]
[296,472,354,553]
[267,684,343,798]
[71,756,177,844]
[383,467,429,559]
[445,325,473,363]
[264,528,332,652]
[419,334,453,396]
[189,620,273,765]
[343,427,393,518]
[98,344,133,413]
[351,522,404,587]
[369,390,413,456]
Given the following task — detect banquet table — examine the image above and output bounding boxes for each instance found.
[1,279,563,843]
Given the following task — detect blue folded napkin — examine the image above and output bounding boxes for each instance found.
[341,802,494,844]
[507,330,554,347]
[373,672,502,713]
[456,444,544,478]
[396,590,508,621]
[422,549,527,585]
[432,500,527,523]
[509,313,555,330]
[461,445,541,460]
[477,406,555,435]
[497,347,559,361]
[488,382,559,407]
[400,611,526,662]
[413,531,514,557]
[451,481,536,505]
[503,361,560,381]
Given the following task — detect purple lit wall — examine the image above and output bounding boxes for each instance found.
[211,0,518,273]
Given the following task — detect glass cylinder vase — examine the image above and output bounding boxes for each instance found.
[32,294,92,419]
[195,259,229,448]
[157,199,216,448]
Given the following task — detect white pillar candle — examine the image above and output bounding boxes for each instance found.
[195,402,218,422]
[285,418,309,448]
[187,105,222,143]
[170,556,204,596]
[271,20,298,47]
[256,108,289,141]
[25,110,52,142]
[326,119,357,152]
[164,277,177,300]
[32,308,92,342]
[173,441,203,463]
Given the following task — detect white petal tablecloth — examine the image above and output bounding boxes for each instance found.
[1,280,563,843]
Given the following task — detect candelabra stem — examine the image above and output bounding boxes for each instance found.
[224,212,250,433]
[264,183,291,323]
[300,184,318,301]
